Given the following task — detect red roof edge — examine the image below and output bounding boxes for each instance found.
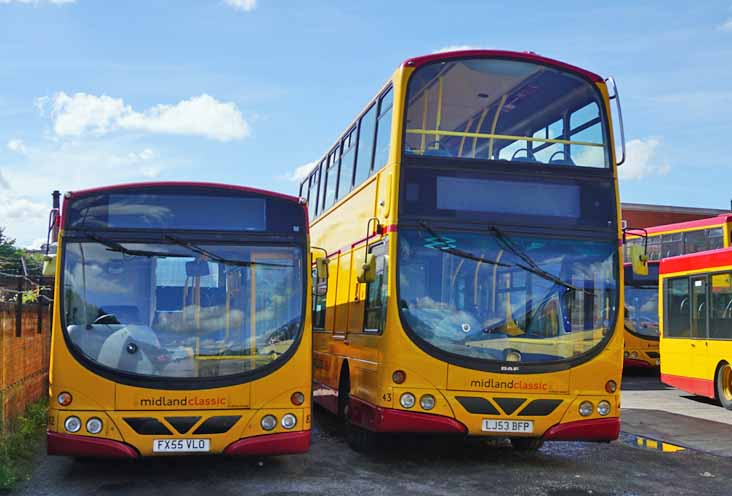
[642,214,732,235]
[402,50,604,83]
[660,248,732,275]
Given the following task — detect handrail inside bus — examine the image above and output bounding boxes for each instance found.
[405,128,604,148]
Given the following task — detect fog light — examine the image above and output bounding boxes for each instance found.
[578,401,593,417]
[261,415,277,431]
[400,393,416,409]
[420,394,435,410]
[392,370,406,384]
[57,392,72,407]
[598,401,611,416]
[281,414,297,429]
[605,380,617,393]
[631,351,638,359]
[86,417,103,434]
[291,392,305,406]
[624,351,629,358]
[64,416,81,433]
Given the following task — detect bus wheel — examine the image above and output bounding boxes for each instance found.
[337,364,350,421]
[716,363,732,410]
[346,420,378,452]
[510,437,544,452]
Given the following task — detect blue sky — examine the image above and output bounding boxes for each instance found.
[1,0,731,246]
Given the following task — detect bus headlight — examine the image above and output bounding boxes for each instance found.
[64,416,82,433]
[420,394,435,410]
[578,401,593,417]
[605,380,617,393]
[504,350,521,362]
[261,415,277,431]
[624,351,629,358]
[281,414,297,430]
[86,417,103,434]
[400,393,416,409]
[597,401,611,416]
[290,392,305,406]
[631,351,638,359]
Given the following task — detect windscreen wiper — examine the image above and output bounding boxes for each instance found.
[488,226,592,295]
[164,234,292,269]
[418,222,510,267]
[83,232,188,259]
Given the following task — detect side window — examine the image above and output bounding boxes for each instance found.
[354,104,376,186]
[338,128,357,199]
[661,233,683,258]
[569,102,605,168]
[708,227,724,250]
[312,269,327,330]
[691,276,708,338]
[647,236,661,260]
[665,277,690,337]
[372,88,393,172]
[710,272,732,339]
[364,243,388,333]
[684,229,706,254]
[307,169,320,220]
[323,151,339,211]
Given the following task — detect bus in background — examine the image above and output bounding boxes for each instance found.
[625,215,732,263]
[47,182,312,458]
[660,248,732,410]
[300,50,625,451]
[624,261,660,368]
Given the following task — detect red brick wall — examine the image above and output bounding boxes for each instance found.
[0,302,51,430]
[621,210,717,229]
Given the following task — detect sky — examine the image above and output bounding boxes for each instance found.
[0,0,731,247]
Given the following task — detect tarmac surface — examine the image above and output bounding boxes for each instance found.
[9,370,732,496]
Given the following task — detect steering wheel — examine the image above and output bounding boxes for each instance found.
[93,314,119,325]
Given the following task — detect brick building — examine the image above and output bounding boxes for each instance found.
[621,203,730,229]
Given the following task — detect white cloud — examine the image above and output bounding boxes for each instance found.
[27,238,47,250]
[0,0,76,4]
[286,160,317,182]
[224,0,256,11]
[618,138,670,181]
[127,148,157,162]
[6,139,26,154]
[0,170,10,190]
[434,45,480,53]
[42,92,250,141]
[719,19,732,31]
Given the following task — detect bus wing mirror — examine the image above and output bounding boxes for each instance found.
[42,255,56,277]
[629,245,648,276]
[357,254,376,284]
[314,257,329,296]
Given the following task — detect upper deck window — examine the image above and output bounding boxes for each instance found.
[404,58,609,168]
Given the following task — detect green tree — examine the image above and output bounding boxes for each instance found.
[0,227,22,271]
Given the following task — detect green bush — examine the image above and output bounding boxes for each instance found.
[0,399,48,491]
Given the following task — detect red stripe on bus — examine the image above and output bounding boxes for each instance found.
[660,373,715,398]
[223,431,311,456]
[543,418,620,442]
[402,50,604,83]
[659,248,732,275]
[47,432,139,458]
[348,396,467,433]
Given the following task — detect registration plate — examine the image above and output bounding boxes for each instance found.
[482,419,534,433]
[153,439,210,453]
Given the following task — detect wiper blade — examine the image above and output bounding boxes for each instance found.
[164,234,292,269]
[84,232,188,258]
[489,226,592,295]
[418,222,510,267]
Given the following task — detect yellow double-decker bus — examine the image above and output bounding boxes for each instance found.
[660,248,732,409]
[300,50,624,451]
[47,182,312,458]
[623,261,660,368]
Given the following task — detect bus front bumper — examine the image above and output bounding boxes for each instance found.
[48,430,311,458]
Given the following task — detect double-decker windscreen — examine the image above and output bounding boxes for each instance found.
[61,188,306,380]
[404,57,609,168]
[398,228,617,364]
[624,264,660,339]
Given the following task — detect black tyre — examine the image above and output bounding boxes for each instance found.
[337,365,350,421]
[510,437,544,452]
[716,363,732,410]
[346,420,379,453]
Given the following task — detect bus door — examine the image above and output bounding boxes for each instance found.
[690,275,709,376]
